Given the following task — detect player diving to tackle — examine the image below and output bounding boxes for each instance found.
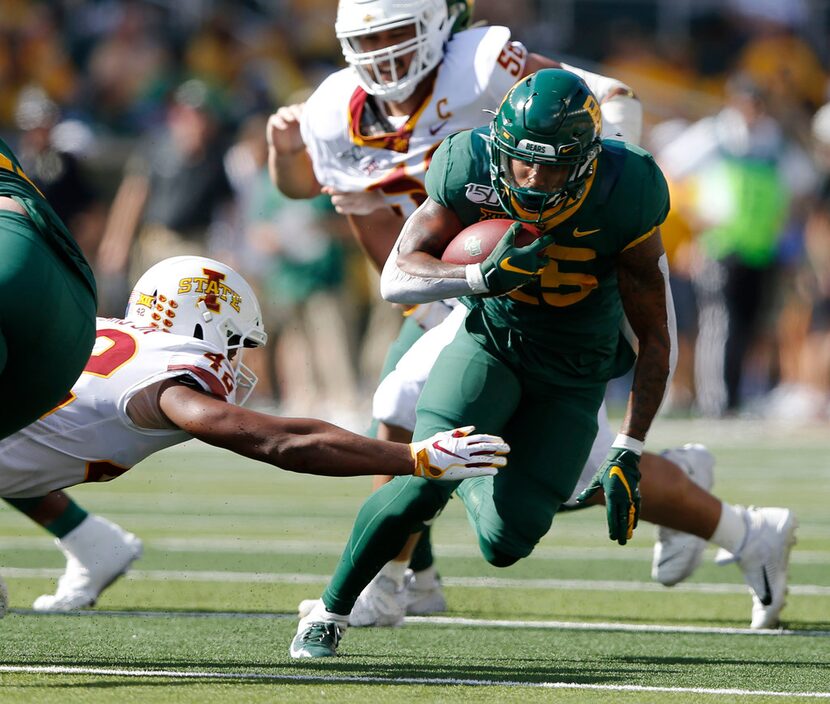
[271,0,796,632]
[0,256,508,613]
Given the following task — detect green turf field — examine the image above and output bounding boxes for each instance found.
[1,417,828,703]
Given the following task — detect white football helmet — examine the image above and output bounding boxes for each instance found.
[335,0,452,103]
[125,256,268,404]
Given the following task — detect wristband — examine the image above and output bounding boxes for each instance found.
[465,264,488,294]
[612,433,644,456]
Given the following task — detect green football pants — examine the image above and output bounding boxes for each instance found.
[0,211,96,439]
[322,326,605,614]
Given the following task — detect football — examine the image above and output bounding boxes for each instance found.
[440,219,540,265]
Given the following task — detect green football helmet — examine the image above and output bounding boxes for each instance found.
[489,69,603,225]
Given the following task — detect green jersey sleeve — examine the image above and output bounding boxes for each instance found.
[425,132,458,209]
[617,143,670,247]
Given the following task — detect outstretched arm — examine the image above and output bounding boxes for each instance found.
[157,381,507,479]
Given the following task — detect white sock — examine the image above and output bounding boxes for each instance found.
[378,560,408,588]
[410,565,439,588]
[59,515,94,548]
[710,502,748,555]
[301,599,349,631]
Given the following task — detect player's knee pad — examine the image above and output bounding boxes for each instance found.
[371,370,419,432]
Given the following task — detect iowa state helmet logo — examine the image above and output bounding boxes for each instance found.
[178,268,242,313]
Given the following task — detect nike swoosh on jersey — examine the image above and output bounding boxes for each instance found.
[573,227,601,237]
[429,120,450,136]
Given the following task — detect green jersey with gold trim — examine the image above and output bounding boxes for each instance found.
[425,127,670,385]
[0,137,96,298]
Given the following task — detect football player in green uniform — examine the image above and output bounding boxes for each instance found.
[0,137,97,440]
[291,70,796,657]
[0,137,98,615]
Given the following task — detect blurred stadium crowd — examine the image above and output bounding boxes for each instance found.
[3,0,830,423]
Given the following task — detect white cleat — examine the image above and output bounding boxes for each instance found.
[652,444,715,586]
[32,515,143,612]
[297,598,319,621]
[715,506,797,629]
[299,573,406,628]
[348,573,406,627]
[404,567,447,615]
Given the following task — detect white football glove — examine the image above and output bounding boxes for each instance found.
[410,426,509,481]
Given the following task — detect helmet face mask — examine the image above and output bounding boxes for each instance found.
[125,256,268,405]
[489,69,603,225]
[336,0,452,102]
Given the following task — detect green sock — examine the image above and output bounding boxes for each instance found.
[3,496,88,538]
[408,525,434,572]
[47,502,88,538]
[323,476,451,615]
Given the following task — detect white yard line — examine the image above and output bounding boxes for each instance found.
[4,566,830,597]
[0,664,828,698]
[1,537,828,563]
[8,609,830,637]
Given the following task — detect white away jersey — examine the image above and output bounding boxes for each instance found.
[0,318,238,498]
[301,26,526,220]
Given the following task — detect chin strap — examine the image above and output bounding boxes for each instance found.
[196,300,214,323]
